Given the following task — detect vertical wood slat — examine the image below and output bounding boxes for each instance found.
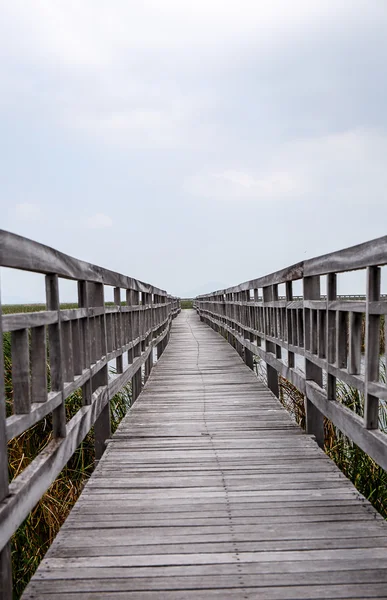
[31,326,47,403]
[318,310,326,359]
[131,290,142,402]
[61,321,73,383]
[46,275,66,438]
[327,273,337,401]
[303,275,324,448]
[272,285,282,360]
[89,282,110,460]
[286,281,295,368]
[106,313,113,354]
[337,311,348,369]
[292,310,298,348]
[263,285,279,398]
[297,309,304,348]
[71,319,82,377]
[78,281,92,405]
[133,291,140,357]
[89,314,96,365]
[365,266,381,429]
[253,289,260,345]
[0,295,12,597]
[114,287,123,374]
[11,328,30,414]
[126,289,134,365]
[348,312,362,375]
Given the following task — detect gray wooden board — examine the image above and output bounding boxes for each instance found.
[23,310,387,599]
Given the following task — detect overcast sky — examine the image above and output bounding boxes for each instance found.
[1,1,387,302]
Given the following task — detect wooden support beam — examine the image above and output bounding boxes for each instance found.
[303,276,324,448]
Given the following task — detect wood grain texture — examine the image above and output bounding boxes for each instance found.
[23,311,387,599]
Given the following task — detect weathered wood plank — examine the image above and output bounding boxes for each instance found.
[0,229,168,296]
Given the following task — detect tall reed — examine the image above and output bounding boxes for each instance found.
[255,360,387,520]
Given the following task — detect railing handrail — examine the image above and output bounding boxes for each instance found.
[195,235,387,476]
[0,229,169,296]
[0,230,180,595]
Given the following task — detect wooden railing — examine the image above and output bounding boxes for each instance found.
[0,230,180,594]
[195,236,387,472]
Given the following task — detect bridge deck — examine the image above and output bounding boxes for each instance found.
[24,310,387,599]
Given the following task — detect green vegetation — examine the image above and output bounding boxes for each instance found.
[2,303,78,315]
[2,302,120,315]
[180,298,193,309]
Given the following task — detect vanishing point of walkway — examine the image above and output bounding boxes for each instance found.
[24,311,387,599]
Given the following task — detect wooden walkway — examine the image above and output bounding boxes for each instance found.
[24,310,387,599]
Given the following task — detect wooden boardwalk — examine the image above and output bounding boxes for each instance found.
[24,310,387,599]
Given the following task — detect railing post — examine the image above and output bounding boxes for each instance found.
[365,266,381,429]
[126,289,134,367]
[304,275,324,447]
[156,296,166,360]
[263,285,279,397]
[46,275,67,437]
[131,290,142,402]
[0,292,12,598]
[114,287,123,374]
[89,282,110,461]
[285,281,295,368]
[243,289,254,370]
[144,293,153,383]
[327,274,337,401]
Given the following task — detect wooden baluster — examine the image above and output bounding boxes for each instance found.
[31,326,48,403]
[304,275,324,447]
[286,281,295,368]
[132,290,142,402]
[126,289,134,366]
[11,328,30,414]
[145,293,153,383]
[89,282,110,460]
[365,266,381,429]
[71,318,82,378]
[327,273,337,401]
[337,311,348,369]
[272,284,282,361]
[243,290,254,370]
[263,285,279,397]
[318,309,327,359]
[348,312,362,375]
[78,281,92,405]
[114,287,123,374]
[61,320,73,383]
[253,289,260,346]
[46,275,66,438]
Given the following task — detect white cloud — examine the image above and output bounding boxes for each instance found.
[15,203,41,221]
[185,128,387,205]
[1,0,379,150]
[86,213,113,229]
[185,169,305,201]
